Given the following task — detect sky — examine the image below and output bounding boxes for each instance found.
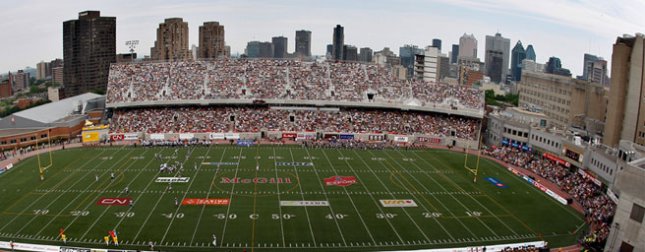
[0,0,644,77]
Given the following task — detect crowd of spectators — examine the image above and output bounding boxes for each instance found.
[483,146,615,250]
[106,59,483,110]
[109,106,479,140]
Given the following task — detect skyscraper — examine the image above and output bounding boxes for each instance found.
[587,59,608,85]
[151,18,190,61]
[245,41,273,58]
[484,33,510,83]
[432,39,442,52]
[36,61,50,80]
[198,21,226,59]
[332,25,344,60]
[510,40,526,81]
[450,44,459,64]
[582,53,599,80]
[326,44,333,57]
[525,45,536,61]
[359,47,373,63]
[458,33,477,60]
[295,30,311,57]
[545,57,571,76]
[63,11,116,96]
[272,36,288,58]
[343,45,358,61]
[603,34,645,147]
[400,45,422,79]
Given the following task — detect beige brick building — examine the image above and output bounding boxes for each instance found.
[198,21,226,59]
[151,18,190,61]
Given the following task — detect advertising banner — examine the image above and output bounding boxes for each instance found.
[296,133,316,141]
[110,134,124,141]
[543,152,570,167]
[339,134,354,140]
[179,133,194,140]
[181,198,229,206]
[578,169,602,187]
[379,199,418,207]
[149,134,165,140]
[209,133,225,140]
[0,241,59,252]
[393,136,409,142]
[281,132,297,139]
[237,139,254,147]
[324,176,357,187]
[123,133,139,141]
[81,132,100,143]
[224,133,240,140]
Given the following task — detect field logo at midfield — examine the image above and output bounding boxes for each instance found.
[280,201,329,206]
[485,177,508,188]
[379,199,418,207]
[324,176,357,187]
[220,177,292,184]
[182,198,229,206]
[97,197,131,206]
[156,177,190,183]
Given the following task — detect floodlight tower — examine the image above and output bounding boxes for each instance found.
[125,40,139,61]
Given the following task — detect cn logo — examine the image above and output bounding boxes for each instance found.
[110,134,125,141]
[97,197,131,206]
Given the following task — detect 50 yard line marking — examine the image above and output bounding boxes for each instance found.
[271,148,286,247]
[218,148,244,246]
[189,147,228,245]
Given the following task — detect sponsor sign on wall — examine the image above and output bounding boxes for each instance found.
[224,133,240,139]
[280,201,329,206]
[507,166,569,205]
[379,199,418,207]
[81,132,100,143]
[209,133,225,140]
[155,177,190,183]
[149,133,165,140]
[393,136,409,142]
[182,198,229,206]
[0,241,60,252]
[237,139,254,147]
[339,134,354,140]
[282,132,297,138]
[179,133,194,140]
[577,169,602,187]
[110,134,124,141]
[96,197,132,206]
[296,133,316,141]
[123,133,139,141]
[543,152,570,167]
[324,176,357,187]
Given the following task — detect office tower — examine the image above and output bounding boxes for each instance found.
[151,18,190,60]
[272,36,288,58]
[510,40,526,81]
[359,47,373,62]
[295,30,312,57]
[545,57,572,76]
[525,45,536,61]
[484,33,510,83]
[432,39,442,51]
[326,44,333,57]
[198,21,226,59]
[332,25,344,60]
[450,44,459,64]
[458,33,477,60]
[63,10,115,96]
[603,34,645,147]
[582,53,599,80]
[343,45,358,61]
[400,45,422,78]
[587,59,608,85]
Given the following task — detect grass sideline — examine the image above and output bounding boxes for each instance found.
[0,145,585,251]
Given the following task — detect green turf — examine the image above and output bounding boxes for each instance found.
[0,146,585,251]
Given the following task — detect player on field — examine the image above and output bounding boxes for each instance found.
[174,197,179,206]
[110,172,115,180]
[95,174,99,182]
[124,186,129,195]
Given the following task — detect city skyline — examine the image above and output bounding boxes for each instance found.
[0,0,643,76]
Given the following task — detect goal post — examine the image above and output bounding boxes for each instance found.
[35,131,54,181]
[464,124,483,183]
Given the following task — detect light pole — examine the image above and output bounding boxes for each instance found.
[125,40,139,61]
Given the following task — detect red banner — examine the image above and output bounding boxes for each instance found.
[282,132,297,138]
[324,176,357,187]
[97,197,131,206]
[110,134,124,141]
[543,153,570,167]
[182,198,230,206]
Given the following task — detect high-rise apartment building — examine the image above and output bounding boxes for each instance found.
[295,30,311,58]
[332,25,344,60]
[603,34,645,147]
[484,33,510,83]
[151,18,190,61]
[359,47,373,63]
[587,59,608,85]
[36,61,50,80]
[511,41,526,81]
[458,33,477,60]
[63,10,115,96]
[13,70,29,92]
[198,21,226,59]
[343,45,358,61]
[272,36,288,58]
[245,41,273,58]
[414,46,440,83]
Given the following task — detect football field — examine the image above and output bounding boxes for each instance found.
[0,145,585,251]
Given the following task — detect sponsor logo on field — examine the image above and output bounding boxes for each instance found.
[485,177,508,188]
[379,199,418,207]
[97,197,132,206]
[220,177,292,184]
[324,176,357,187]
[280,201,330,207]
[182,198,229,206]
[201,162,239,166]
[275,162,313,166]
[155,177,190,183]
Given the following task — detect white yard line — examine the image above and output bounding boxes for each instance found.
[189,147,228,245]
[0,148,110,233]
[320,148,404,243]
[160,145,212,243]
[287,148,317,245]
[409,150,518,236]
[131,147,197,241]
[348,149,431,242]
[35,148,144,236]
[218,148,244,246]
[299,147,348,246]
[271,147,286,247]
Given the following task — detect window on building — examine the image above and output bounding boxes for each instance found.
[0,141,6,145]
[10,139,16,144]
[629,203,645,223]
[30,136,36,140]
[41,134,48,138]
[19,138,27,142]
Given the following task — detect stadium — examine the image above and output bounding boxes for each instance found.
[0,58,609,252]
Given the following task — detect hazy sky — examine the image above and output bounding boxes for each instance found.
[1,0,643,76]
